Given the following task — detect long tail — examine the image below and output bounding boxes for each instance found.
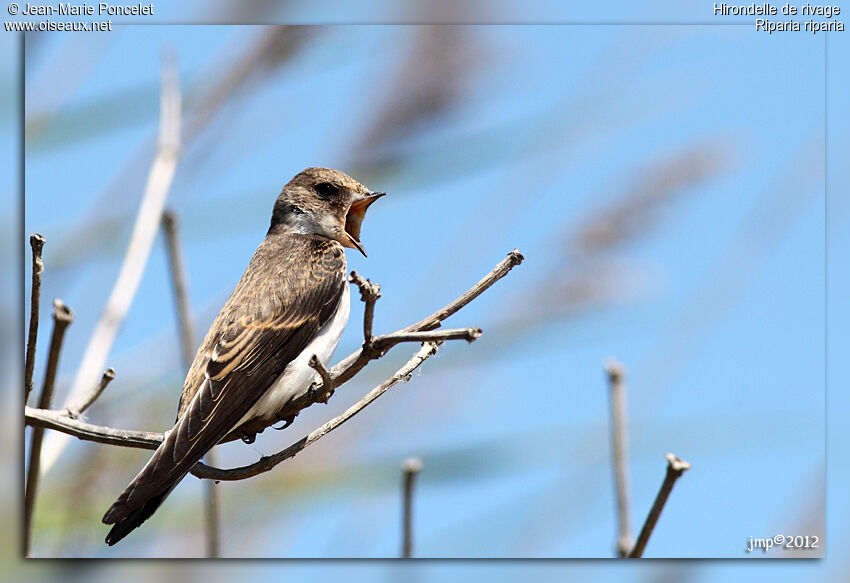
[101,421,197,545]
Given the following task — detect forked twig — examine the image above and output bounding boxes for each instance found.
[193,343,441,480]
[24,299,73,557]
[349,271,381,344]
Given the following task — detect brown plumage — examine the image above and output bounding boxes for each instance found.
[102,168,384,545]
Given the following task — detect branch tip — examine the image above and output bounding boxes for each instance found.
[665,452,692,473]
[604,358,626,384]
[52,298,74,323]
[402,456,423,473]
[30,233,46,253]
[308,354,334,401]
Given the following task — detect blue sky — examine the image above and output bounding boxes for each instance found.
[5,1,849,580]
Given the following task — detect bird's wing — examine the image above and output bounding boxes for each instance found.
[102,238,346,539]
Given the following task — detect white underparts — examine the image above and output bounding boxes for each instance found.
[235,284,351,428]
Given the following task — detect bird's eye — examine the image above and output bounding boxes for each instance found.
[315,182,338,199]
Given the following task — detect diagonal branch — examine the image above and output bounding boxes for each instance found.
[402,248,524,333]
[66,368,115,420]
[323,249,523,391]
[628,453,692,558]
[25,233,46,405]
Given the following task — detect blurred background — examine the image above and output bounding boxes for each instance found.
[4,0,849,580]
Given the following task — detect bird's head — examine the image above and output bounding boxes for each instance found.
[271,167,385,256]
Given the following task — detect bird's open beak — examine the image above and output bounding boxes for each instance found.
[343,191,385,257]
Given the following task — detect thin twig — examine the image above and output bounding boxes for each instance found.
[401,457,423,558]
[604,358,633,557]
[66,369,115,419]
[41,52,182,476]
[374,327,481,349]
[402,249,524,333]
[309,355,334,402]
[25,234,46,405]
[161,209,220,557]
[24,299,73,557]
[350,271,381,344]
[628,453,692,558]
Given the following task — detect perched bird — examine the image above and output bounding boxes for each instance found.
[102,167,384,545]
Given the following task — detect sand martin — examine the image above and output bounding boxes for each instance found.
[102,167,384,545]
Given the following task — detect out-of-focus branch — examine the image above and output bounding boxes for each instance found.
[161,211,196,366]
[25,233,45,405]
[628,453,692,558]
[161,209,219,558]
[401,457,423,558]
[41,52,182,476]
[24,299,73,557]
[604,358,633,558]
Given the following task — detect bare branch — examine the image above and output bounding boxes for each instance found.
[162,209,219,557]
[628,453,692,558]
[327,250,523,390]
[604,358,633,557]
[191,342,440,481]
[401,456,423,558]
[24,299,73,557]
[24,249,520,487]
[41,52,182,476]
[161,210,197,367]
[350,271,381,343]
[25,406,161,450]
[402,249,524,333]
[25,233,46,405]
[66,368,115,419]
[373,328,481,351]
